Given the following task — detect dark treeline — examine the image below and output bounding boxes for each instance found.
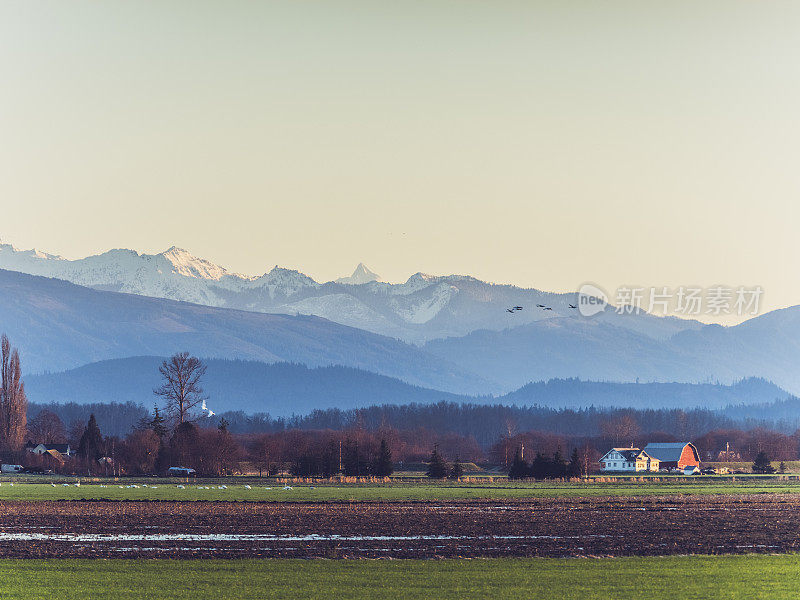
[507,448,585,480]
[502,377,791,411]
[28,402,149,439]
[30,400,800,447]
[17,410,800,478]
[202,401,800,446]
[14,403,800,478]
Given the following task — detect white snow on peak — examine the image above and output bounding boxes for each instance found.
[392,283,459,324]
[391,272,440,295]
[157,246,231,281]
[335,263,381,285]
[0,239,704,343]
[250,266,319,298]
[0,242,63,264]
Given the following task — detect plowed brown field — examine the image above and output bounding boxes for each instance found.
[1,495,797,558]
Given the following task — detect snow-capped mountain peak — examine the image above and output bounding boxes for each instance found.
[0,242,64,264]
[157,246,231,280]
[397,272,441,294]
[248,266,319,299]
[336,263,381,285]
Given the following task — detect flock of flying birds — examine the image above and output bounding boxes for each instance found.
[506,302,577,313]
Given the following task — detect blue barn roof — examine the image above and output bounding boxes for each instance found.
[642,443,699,463]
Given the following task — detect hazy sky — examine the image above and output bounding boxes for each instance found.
[2,1,799,321]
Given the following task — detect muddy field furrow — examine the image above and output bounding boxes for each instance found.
[1,495,798,558]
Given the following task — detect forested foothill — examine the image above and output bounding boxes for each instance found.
[6,344,799,478]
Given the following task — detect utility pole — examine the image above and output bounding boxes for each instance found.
[338,440,343,474]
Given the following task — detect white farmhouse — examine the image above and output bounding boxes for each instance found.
[599,448,660,473]
[26,442,74,457]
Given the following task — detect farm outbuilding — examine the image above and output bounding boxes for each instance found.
[643,443,700,470]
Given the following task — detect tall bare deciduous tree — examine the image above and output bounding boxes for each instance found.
[0,334,27,451]
[154,352,207,427]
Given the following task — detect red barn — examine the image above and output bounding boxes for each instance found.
[642,443,700,470]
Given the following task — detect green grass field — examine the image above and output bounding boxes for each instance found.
[2,555,799,599]
[0,478,799,501]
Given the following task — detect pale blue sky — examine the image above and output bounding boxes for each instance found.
[2,1,799,320]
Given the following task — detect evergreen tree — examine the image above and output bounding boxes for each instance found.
[149,405,168,440]
[779,461,787,474]
[77,414,104,461]
[530,452,549,480]
[752,451,776,474]
[567,447,582,479]
[508,448,529,480]
[550,449,567,479]
[372,438,394,477]
[342,437,370,476]
[450,456,465,480]
[168,421,200,469]
[211,420,238,476]
[426,445,449,479]
[320,439,340,477]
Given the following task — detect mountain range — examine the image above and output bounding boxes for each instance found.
[3,241,800,404]
[0,269,489,394]
[0,242,701,344]
[423,306,800,394]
